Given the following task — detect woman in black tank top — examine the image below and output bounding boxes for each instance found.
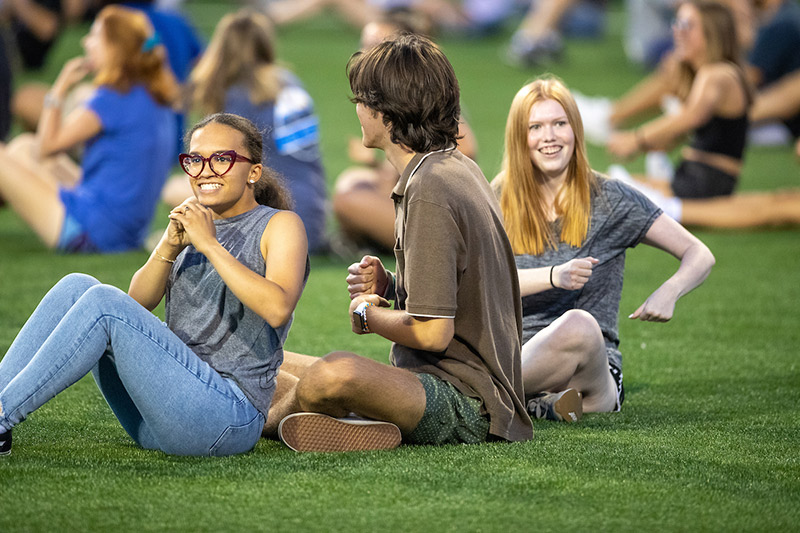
[605,1,800,229]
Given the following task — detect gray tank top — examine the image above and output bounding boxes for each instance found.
[165,205,308,418]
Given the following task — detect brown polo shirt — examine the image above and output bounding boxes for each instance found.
[389,148,532,442]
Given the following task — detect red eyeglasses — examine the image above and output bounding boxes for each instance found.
[178,150,254,178]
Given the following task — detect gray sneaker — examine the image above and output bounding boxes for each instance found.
[278,412,401,452]
[527,389,583,422]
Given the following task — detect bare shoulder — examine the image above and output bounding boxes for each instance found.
[261,209,307,251]
[695,62,740,87]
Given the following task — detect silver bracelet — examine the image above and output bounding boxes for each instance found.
[43,92,63,108]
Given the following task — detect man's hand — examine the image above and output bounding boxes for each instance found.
[347,255,390,299]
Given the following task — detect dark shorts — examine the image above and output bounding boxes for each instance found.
[405,373,490,446]
[671,160,737,199]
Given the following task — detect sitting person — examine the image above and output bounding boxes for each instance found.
[575,0,754,144]
[267,34,532,452]
[607,1,800,228]
[161,9,328,253]
[0,113,309,457]
[0,5,178,252]
[11,0,204,136]
[331,9,477,253]
[492,76,715,420]
[607,0,752,200]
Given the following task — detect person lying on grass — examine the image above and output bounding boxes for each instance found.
[492,76,715,422]
[0,113,308,457]
[266,33,533,452]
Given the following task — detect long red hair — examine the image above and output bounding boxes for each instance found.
[497,77,596,255]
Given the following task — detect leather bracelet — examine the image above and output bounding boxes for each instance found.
[549,265,556,289]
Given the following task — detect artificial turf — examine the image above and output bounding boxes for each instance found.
[1,1,799,530]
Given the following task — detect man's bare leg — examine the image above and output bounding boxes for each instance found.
[263,351,320,438]
[295,351,426,434]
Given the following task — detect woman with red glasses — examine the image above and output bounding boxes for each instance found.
[0,5,177,253]
[0,113,309,457]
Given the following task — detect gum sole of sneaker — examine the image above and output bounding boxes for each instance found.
[279,413,401,453]
[553,389,583,423]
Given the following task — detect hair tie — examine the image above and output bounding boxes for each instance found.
[142,31,161,53]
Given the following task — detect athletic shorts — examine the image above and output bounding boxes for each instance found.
[405,373,490,445]
[671,160,737,199]
[58,213,98,253]
[609,361,624,412]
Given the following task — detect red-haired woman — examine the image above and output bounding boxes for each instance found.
[493,77,715,422]
[0,5,178,252]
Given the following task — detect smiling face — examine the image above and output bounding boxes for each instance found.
[673,3,706,66]
[527,98,575,183]
[187,122,261,218]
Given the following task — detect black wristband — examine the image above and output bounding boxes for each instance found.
[549,265,556,288]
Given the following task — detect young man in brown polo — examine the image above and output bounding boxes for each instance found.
[273,33,533,451]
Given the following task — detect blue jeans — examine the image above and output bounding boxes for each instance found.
[0,273,264,456]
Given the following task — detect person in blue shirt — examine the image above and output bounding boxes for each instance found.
[0,5,178,252]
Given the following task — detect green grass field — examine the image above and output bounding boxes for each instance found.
[1,1,799,530]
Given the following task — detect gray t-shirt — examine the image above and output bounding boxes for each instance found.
[165,205,308,419]
[513,176,661,370]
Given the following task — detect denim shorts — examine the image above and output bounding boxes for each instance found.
[405,373,490,445]
[58,213,98,253]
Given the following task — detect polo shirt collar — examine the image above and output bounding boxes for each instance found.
[392,151,425,200]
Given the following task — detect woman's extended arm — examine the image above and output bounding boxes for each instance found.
[37,57,102,157]
[607,64,735,158]
[629,213,715,321]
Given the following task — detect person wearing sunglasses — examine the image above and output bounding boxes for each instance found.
[0,113,309,457]
[0,5,178,253]
[604,0,800,229]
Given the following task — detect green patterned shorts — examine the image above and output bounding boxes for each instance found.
[405,373,490,445]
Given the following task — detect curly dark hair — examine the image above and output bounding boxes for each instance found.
[347,33,460,153]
